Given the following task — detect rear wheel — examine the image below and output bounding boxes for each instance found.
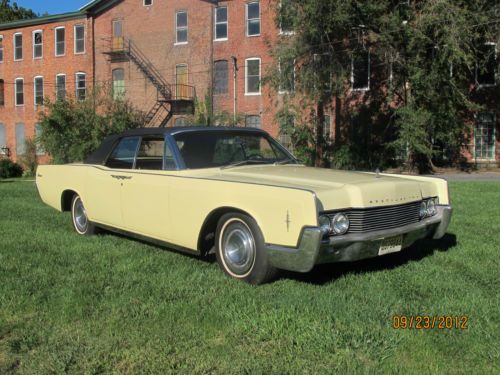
[215,213,277,285]
[71,195,98,235]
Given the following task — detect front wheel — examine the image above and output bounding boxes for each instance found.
[215,213,277,285]
[71,195,98,235]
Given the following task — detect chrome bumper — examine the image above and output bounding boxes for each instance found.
[266,205,453,273]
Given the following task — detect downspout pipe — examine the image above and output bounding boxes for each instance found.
[231,56,238,125]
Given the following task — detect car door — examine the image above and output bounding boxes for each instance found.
[85,136,140,228]
[120,135,175,241]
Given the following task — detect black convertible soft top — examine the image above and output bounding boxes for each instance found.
[83,126,267,165]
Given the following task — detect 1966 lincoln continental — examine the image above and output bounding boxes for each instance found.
[36,127,452,284]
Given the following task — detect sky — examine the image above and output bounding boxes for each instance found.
[13,0,90,15]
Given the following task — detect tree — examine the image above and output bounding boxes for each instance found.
[268,0,498,172]
[0,0,37,22]
[38,86,144,164]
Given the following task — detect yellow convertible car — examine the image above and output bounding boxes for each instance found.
[36,127,452,284]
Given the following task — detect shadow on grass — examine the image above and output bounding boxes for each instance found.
[280,233,457,285]
[0,180,14,183]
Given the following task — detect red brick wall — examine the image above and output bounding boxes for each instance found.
[0,16,94,162]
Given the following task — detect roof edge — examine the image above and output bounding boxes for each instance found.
[0,11,86,31]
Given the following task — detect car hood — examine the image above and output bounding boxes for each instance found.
[199,165,438,210]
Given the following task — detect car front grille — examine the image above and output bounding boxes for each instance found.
[325,200,422,234]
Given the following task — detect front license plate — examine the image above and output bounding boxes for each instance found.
[378,235,403,256]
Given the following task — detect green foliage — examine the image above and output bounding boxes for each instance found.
[19,138,38,177]
[0,0,37,22]
[186,94,244,126]
[0,158,23,178]
[38,86,144,164]
[269,0,497,172]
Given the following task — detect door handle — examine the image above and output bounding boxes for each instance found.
[111,175,132,180]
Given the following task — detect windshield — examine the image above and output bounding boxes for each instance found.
[173,131,295,169]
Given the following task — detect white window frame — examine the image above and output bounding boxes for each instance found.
[34,76,44,107]
[246,1,261,37]
[15,77,24,106]
[13,32,23,61]
[75,72,86,100]
[175,10,188,45]
[74,24,85,54]
[0,35,3,63]
[279,0,295,36]
[56,73,66,100]
[351,50,370,92]
[54,26,65,57]
[474,112,496,161]
[32,29,43,59]
[476,42,497,88]
[245,57,261,96]
[214,6,228,41]
[143,0,153,6]
[278,57,295,94]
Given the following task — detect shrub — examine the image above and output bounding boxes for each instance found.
[0,158,23,178]
[19,138,38,177]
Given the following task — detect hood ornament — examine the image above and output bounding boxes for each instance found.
[375,168,381,178]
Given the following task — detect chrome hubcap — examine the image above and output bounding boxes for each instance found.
[222,221,256,275]
[74,198,88,232]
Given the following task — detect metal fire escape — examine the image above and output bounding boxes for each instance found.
[103,37,195,127]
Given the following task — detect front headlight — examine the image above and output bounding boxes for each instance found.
[318,215,332,235]
[332,213,349,235]
[427,199,437,216]
[419,201,428,218]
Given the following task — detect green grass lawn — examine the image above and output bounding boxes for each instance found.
[0,179,499,374]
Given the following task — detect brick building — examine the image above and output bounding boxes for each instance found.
[0,0,497,166]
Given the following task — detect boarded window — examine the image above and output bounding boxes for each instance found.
[176,64,188,99]
[74,24,85,53]
[214,60,228,95]
[34,76,44,106]
[112,68,125,99]
[15,123,25,155]
[246,2,260,36]
[176,11,188,43]
[352,50,370,90]
[55,27,65,56]
[215,7,228,40]
[14,33,22,60]
[33,30,42,58]
[245,115,261,128]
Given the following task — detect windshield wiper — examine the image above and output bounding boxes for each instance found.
[221,160,272,170]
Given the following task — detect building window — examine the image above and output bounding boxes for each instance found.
[33,30,42,58]
[74,24,85,54]
[214,6,228,40]
[56,74,66,100]
[175,64,188,99]
[246,2,260,36]
[75,72,86,100]
[323,115,331,141]
[35,123,44,155]
[245,115,261,128]
[144,0,152,6]
[0,35,3,62]
[34,76,44,106]
[14,33,22,60]
[112,19,124,51]
[0,80,4,105]
[176,11,188,44]
[279,57,295,93]
[245,58,261,95]
[214,60,228,95]
[352,50,370,91]
[15,78,24,106]
[15,123,25,155]
[55,27,65,56]
[474,112,496,160]
[0,123,5,153]
[476,43,496,87]
[112,68,125,99]
[279,0,295,34]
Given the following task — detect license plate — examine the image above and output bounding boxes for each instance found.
[378,235,403,256]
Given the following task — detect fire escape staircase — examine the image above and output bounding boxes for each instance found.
[103,37,195,127]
